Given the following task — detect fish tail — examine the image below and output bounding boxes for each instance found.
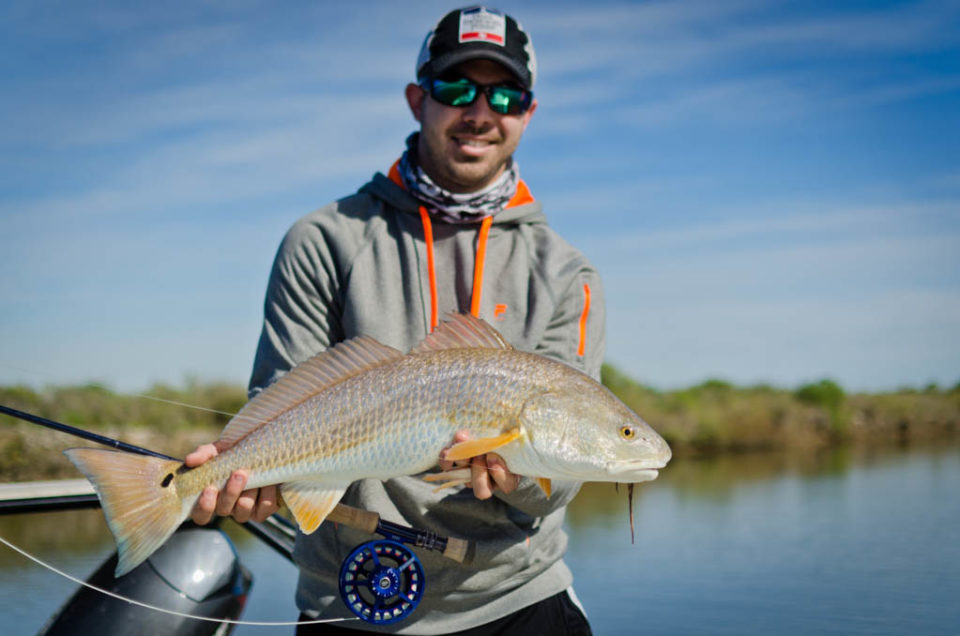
[64,447,189,577]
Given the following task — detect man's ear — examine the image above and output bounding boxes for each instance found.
[405,83,425,122]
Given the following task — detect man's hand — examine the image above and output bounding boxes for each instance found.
[185,442,280,525]
[439,431,520,500]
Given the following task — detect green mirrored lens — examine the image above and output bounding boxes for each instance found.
[428,78,530,115]
[432,79,476,107]
[488,87,524,114]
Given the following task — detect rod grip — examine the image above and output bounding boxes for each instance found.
[325,503,380,534]
[442,536,473,564]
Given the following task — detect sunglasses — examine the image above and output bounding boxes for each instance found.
[420,76,533,115]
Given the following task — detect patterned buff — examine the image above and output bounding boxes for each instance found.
[398,133,520,224]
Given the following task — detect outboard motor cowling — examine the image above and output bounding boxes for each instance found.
[40,524,252,636]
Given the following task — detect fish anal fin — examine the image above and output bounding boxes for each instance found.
[280,481,347,534]
[444,428,522,462]
[536,477,552,499]
[219,337,403,447]
[411,313,513,354]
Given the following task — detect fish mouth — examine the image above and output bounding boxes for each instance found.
[613,468,660,483]
[605,459,668,483]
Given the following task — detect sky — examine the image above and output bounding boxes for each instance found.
[1,0,958,393]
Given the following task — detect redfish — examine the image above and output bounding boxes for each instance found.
[65,313,671,576]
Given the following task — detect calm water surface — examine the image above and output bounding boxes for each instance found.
[1,444,957,635]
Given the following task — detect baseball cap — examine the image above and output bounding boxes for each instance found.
[416,6,537,89]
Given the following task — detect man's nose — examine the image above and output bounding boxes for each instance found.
[461,91,496,126]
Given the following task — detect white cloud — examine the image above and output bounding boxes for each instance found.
[588,200,958,252]
[0,92,410,231]
[595,204,960,390]
[606,286,960,391]
[527,0,960,133]
[1,0,957,393]
[533,0,960,79]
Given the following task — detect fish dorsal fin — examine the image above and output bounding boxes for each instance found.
[411,312,514,354]
[218,337,403,447]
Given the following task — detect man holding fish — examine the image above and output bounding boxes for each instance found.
[187,7,609,634]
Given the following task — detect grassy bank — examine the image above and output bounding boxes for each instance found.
[601,366,960,454]
[0,382,246,480]
[2,369,958,481]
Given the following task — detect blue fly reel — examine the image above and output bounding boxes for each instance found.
[338,539,425,624]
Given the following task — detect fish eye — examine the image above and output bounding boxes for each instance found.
[619,425,635,440]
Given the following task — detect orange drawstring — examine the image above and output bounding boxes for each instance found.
[418,210,589,358]
[418,206,439,331]
[578,283,592,357]
[470,216,493,318]
[398,160,534,332]
[419,209,493,329]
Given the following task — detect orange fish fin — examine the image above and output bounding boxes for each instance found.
[280,481,347,534]
[423,468,472,492]
[536,477,552,499]
[219,337,404,447]
[63,448,187,577]
[411,312,513,354]
[444,428,522,462]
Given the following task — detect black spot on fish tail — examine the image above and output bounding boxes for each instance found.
[628,483,635,545]
[161,473,174,488]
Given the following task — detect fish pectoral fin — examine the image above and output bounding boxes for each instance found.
[536,477,552,499]
[423,468,473,492]
[444,428,522,462]
[280,481,348,534]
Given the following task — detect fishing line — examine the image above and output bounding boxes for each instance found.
[0,535,357,628]
[0,361,238,417]
[129,394,237,417]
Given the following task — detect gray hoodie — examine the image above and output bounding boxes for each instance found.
[248,169,605,634]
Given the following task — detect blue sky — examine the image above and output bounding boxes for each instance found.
[1,0,958,393]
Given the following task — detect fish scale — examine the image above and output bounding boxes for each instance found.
[165,349,526,500]
[64,313,671,576]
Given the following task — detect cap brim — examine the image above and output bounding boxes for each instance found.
[422,48,532,89]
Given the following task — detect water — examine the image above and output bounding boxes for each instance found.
[566,445,960,635]
[1,444,957,635]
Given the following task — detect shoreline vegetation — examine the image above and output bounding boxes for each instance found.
[1,366,958,482]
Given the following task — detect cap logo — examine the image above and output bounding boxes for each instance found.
[459,7,506,46]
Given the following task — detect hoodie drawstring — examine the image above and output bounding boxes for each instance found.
[418,206,439,331]
[417,207,492,331]
[470,215,494,319]
[390,159,532,333]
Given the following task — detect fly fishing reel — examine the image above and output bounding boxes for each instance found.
[338,539,424,624]
[325,502,470,624]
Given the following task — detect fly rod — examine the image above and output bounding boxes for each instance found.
[0,404,179,460]
[0,403,470,562]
